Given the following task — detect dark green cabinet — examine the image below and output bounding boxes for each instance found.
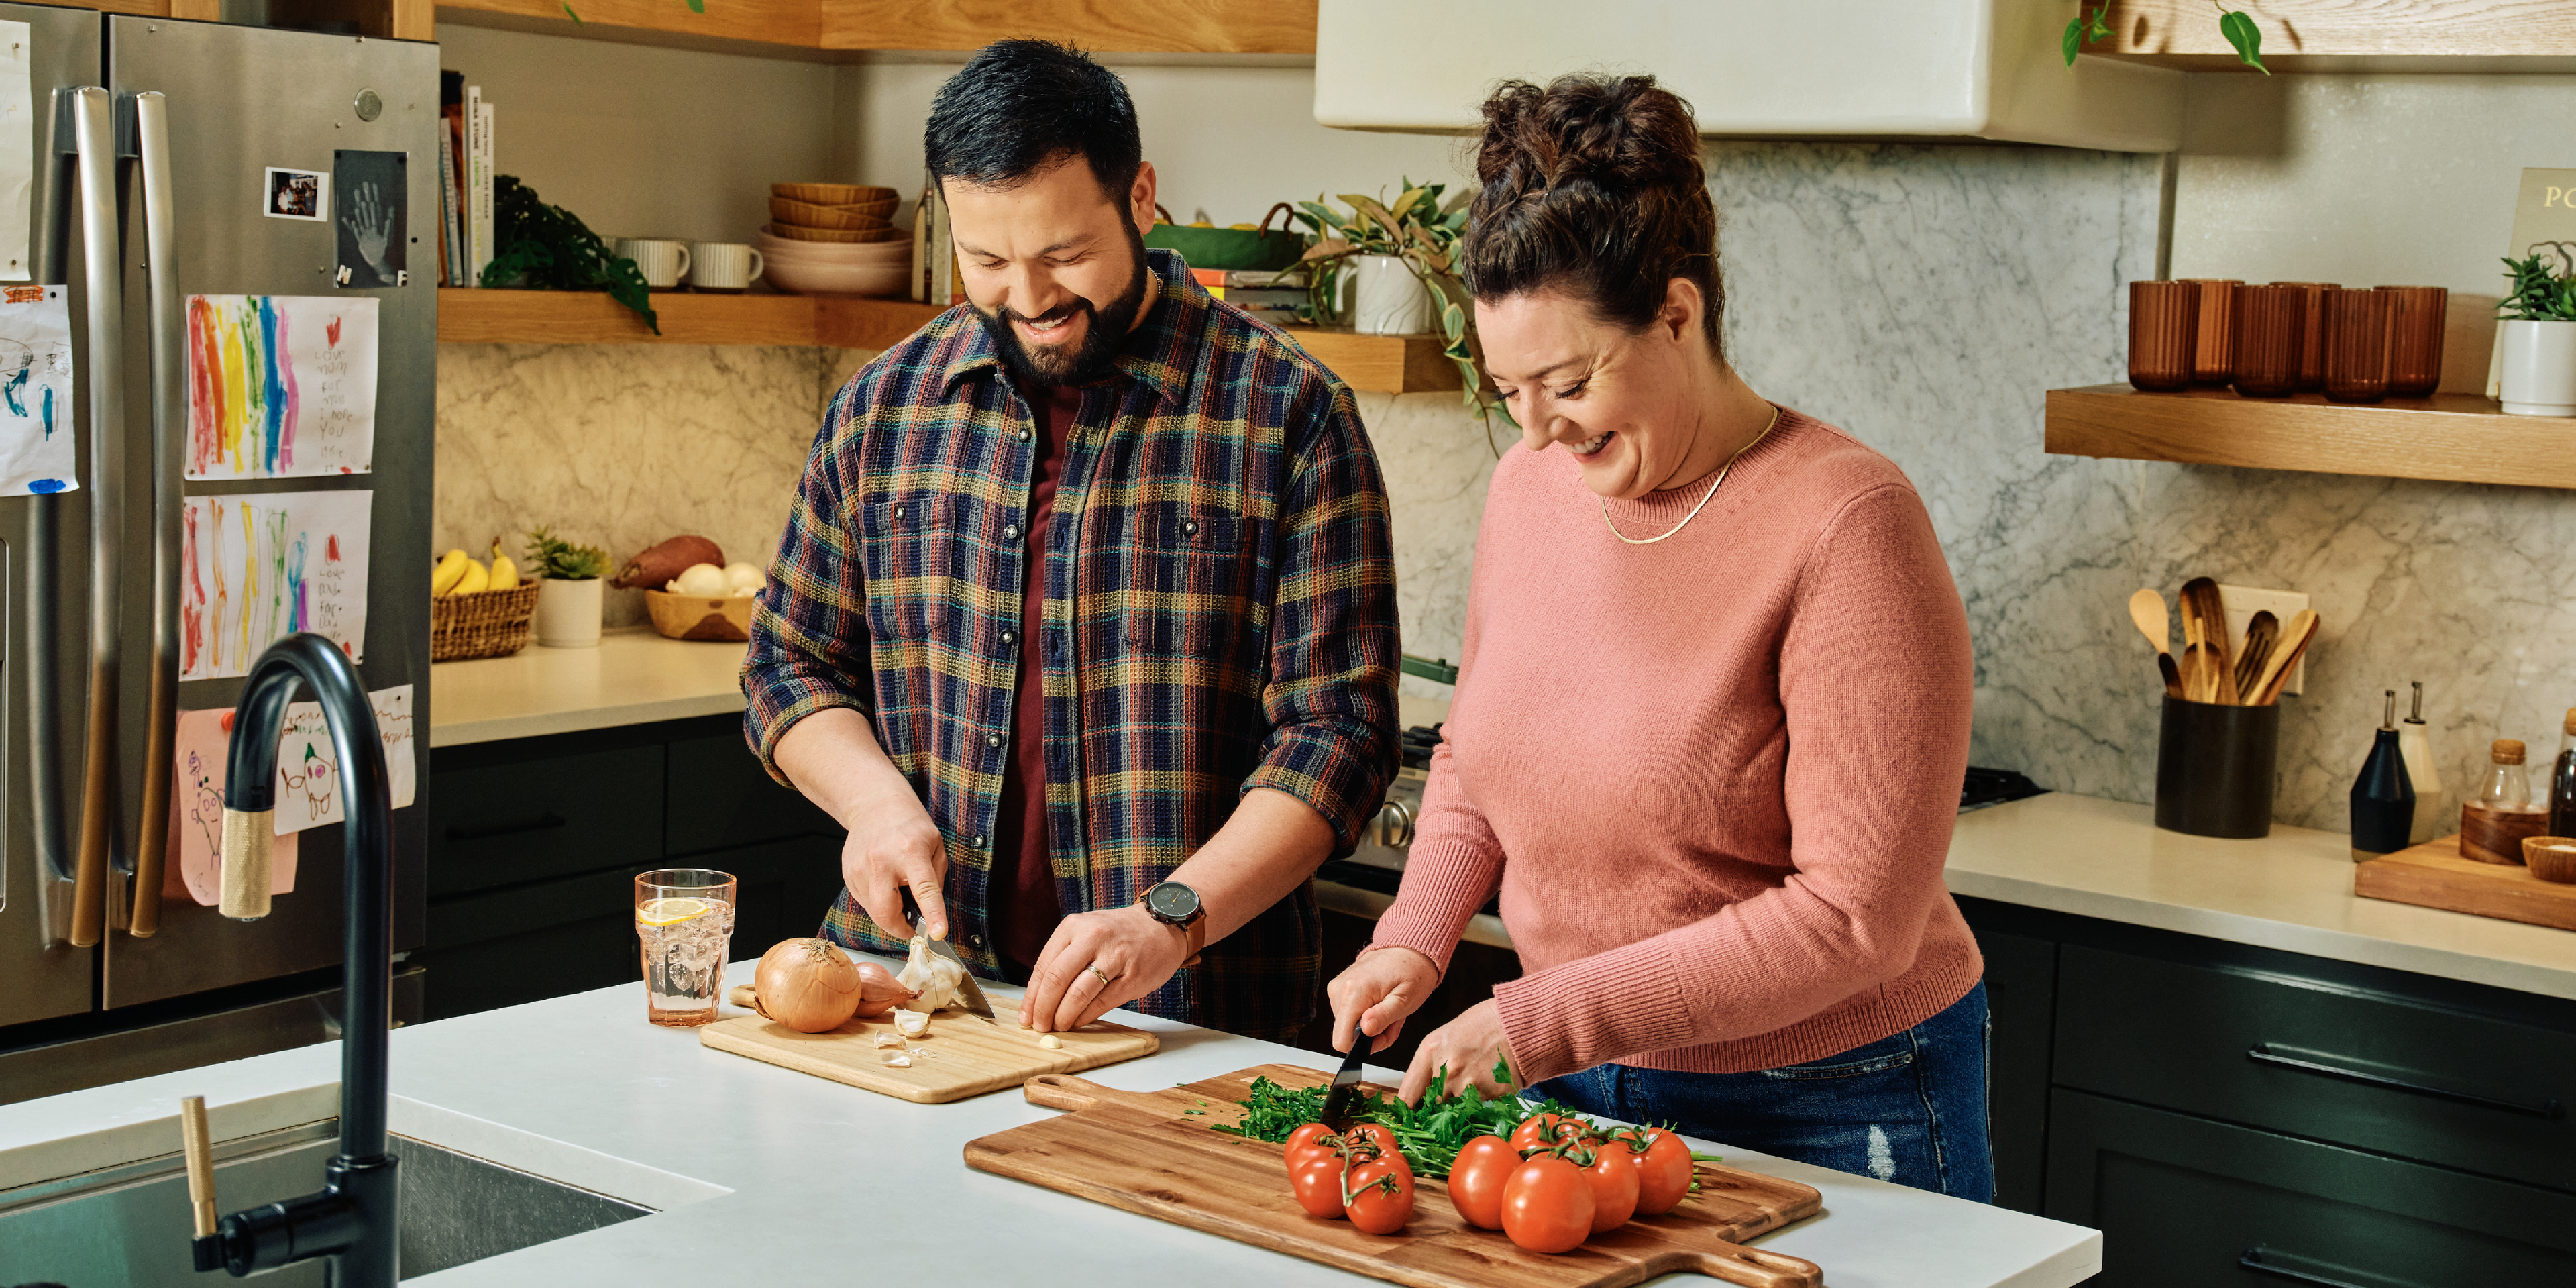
[1958,894,2576,1283]
[413,716,847,1021]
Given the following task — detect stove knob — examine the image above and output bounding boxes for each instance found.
[1372,799,1414,849]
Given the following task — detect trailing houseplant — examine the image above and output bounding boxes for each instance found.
[2496,242,2576,417]
[482,175,659,334]
[2064,2,2269,74]
[1290,182,1510,433]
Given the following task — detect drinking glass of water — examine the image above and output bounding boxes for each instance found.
[635,868,737,1026]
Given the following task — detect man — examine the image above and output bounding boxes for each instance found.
[742,40,1399,1042]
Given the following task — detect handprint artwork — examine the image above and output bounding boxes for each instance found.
[331,150,406,288]
[339,181,393,286]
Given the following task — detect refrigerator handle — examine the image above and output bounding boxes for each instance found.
[30,103,77,949]
[65,86,124,949]
[127,91,178,938]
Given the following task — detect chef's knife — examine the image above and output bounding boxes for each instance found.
[1318,1040,1370,1130]
[902,894,997,1022]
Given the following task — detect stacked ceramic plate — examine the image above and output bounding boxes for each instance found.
[763,183,910,297]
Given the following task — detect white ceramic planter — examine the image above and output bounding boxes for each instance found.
[2498,318,2576,417]
[532,576,603,648]
[1346,254,1433,336]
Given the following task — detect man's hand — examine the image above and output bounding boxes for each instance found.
[837,792,949,941]
[1398,997,1516,1106]
[1325,945,1440,1055]
[1019,904,1189,1032]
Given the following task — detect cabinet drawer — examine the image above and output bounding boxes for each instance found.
[2045,1089,2576,1287]
[2055,945,2576,1191]
[664,734,836,855]
[427,745,665,897]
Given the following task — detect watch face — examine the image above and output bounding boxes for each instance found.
[1146,881,1199,923]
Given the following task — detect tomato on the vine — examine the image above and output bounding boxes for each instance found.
[1289,1150,1348,1218]
[1623,1128,1695,1216]
[1342,1153,1417,1234]
[1446,1134,1518,1230]
[1283,1122,1341,1171]
[1501,1155,1595,1254]
[1343,1122,1405,1168]
[1580,1144,1640,1232]
[1508,1112,1586,1152]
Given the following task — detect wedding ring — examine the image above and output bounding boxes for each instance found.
[1088,965,1112,987]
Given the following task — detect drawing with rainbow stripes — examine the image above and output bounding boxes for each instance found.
[185,294,378,480]
[180,489,373,680]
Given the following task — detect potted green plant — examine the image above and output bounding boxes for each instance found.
[2498,243,2576,417]
[2063,3,2269,72]
[525,526,613,648]
[1289,182,1508,429]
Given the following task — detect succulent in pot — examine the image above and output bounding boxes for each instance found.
[524,525,611,648]
[2497,242,2576,417]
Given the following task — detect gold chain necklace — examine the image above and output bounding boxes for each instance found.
[1600,403,1780,546]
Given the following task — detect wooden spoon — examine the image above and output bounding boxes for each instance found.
[2127,589,2182,698]
[2180,578,2235,702]
[2233,610,2277,700]
[2248,609,2319,705]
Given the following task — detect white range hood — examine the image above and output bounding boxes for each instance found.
[1314,0,2183,152]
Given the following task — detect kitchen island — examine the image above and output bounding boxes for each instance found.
[0,960,2100,1287]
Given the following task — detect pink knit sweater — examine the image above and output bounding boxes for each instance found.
[1368,407,1980,1083]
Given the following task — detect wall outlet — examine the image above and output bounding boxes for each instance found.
[2216,584,2310,696]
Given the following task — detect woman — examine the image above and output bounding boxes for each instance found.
[1325,74,1988,1200]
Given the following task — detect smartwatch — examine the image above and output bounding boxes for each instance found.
[1138,880,1205,968]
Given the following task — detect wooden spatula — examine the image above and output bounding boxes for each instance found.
[2180,578,2235,702]
[2233,610,2278,700]
[2248,609,2318,705]
[2127,589,2182,699]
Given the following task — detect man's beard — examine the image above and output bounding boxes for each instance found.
[973,223,1151,390]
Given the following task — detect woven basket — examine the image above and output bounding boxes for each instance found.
[431,579,542,662]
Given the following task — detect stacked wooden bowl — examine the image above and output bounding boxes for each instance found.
[764,183,910,297]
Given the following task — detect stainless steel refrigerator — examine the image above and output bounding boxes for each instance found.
[0,8,433,1102]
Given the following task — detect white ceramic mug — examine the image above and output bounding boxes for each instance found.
[688,242,765,293]
[617,238,690,290]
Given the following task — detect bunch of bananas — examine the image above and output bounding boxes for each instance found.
[432,540,519,598]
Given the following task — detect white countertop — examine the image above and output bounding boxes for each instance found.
[428,629,747,748]
[1,959,2098,1288]
[1946,792,2576,1002]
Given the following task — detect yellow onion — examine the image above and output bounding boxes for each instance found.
[751,938,866,1032]
[851,959,915,1018]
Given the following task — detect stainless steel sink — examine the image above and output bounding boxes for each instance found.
[0,1117,652,1285]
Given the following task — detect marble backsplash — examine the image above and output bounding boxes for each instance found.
[435,138,2563,835]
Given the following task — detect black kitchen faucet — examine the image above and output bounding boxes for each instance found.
[189,633,400,1286]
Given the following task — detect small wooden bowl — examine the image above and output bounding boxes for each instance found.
[763,221,906,245]
[774,182,896,206]
[769,195,893,230]
[643,589,755,642]
[2522,835,2576,883]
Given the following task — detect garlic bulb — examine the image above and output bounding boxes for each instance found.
[896,934,967,1013]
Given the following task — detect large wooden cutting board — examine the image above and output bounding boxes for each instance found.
[2355,836,2576,932]
[698,1008,1157,1103]
[965,1064,1825,1288]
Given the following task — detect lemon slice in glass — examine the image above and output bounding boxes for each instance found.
[635,896,713,927]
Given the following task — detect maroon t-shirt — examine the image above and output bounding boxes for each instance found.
[989,382,1084,981]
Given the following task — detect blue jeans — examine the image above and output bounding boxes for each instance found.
[1527,981,1994,1202]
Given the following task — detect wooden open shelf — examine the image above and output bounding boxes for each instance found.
[433,0,1315,56]
[2045,384,2576,490]
[436,289,1456,394]
[2090,0,2576,72]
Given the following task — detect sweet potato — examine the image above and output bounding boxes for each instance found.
[612,535,724,589]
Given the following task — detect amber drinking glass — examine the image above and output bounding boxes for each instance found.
[2322,288,2394,404]
[2128,280,2200,392]
[2230,284,2306,398]
[2182,279,2241,386]
[636,867,737,1026]
[2270,282,2337,391]
[2377,285,2449,398]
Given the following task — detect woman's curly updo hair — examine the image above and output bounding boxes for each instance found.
[1461,74,1723,355]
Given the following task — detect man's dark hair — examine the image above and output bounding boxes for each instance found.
[924,40,1142,207]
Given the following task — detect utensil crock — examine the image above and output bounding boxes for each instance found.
[2155,695,2278,839]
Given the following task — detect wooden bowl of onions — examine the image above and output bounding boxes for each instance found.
[739,938,914,1032]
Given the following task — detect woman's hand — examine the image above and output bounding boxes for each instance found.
[1325,946,1441,1055]
[1398,998,1517,1106]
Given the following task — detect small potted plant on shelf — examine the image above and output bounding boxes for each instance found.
[1289,182,1509,431]
[525,525,613,648]
[2498,242,2576,417]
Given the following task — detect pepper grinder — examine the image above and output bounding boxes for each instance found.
[2396,681,2441,844]
[2351,688,2416,861]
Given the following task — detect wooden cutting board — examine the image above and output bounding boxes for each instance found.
[698,1008,1157,1104]
[2356,835,2576,931]
[965,1064,1825,1288]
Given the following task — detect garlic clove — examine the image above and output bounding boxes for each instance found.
[872,1031,904,1049]
[882,1051,912,1067]
[1038,1034,1063,1050]
[894,1010,930,1036]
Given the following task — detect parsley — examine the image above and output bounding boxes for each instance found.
[1205,1060,1598,1178]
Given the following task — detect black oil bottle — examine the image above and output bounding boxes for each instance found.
[2551,707,2576,838]
[2350,689,2415,860]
